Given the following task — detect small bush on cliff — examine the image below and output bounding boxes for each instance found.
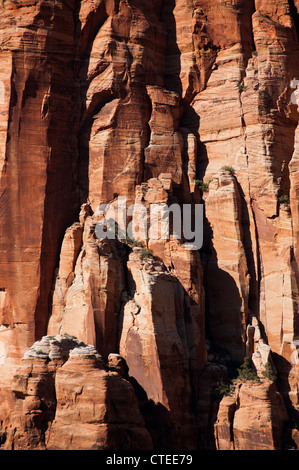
[125,236,144,248]
[215,380,236,398]
[261,363,276,382]
[236,357,260,383]
[236,81,247,93]
[140,248,154,260]
[221,165,235,176]
[132,240,145,247]
[278,195,290,205]
[195,179,209,192]
[95,355,113,371]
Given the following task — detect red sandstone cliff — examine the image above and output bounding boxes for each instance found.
[0,0,298,451]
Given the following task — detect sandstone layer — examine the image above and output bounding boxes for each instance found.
[3,335,152,450]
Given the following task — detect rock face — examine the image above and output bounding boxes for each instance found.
[214,345,288,450]
[4,335,152,450]
[119,249,204,450]
[215,379,288,451]
[0,0,298,451]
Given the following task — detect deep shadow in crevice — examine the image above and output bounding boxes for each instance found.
[109,352,173,450]
[289,0,299,42]
[34,1,83,340]
[128,376,173,451]
[180,105,209,182]
[235,180,259,319]
[200,207,246,362]
[73,2,113,203]
[116,261,202,450]
[272,353,299,449]
[159,0,210,185]
[160,0,182,97]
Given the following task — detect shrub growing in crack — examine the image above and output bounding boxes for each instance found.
[236,81,247,93]
[236,357,260,383]
[221,165,235,176]
[278,194,290,205]
[195,179,210,192]
[140,248,154,260]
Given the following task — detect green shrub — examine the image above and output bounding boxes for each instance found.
[62,333,77,339]
[95,355,112,371]
[236,357,260,383]
[236,81,247,93]
[140,248,154,260]
[195,179,209,192]
[278,195,290,205]
[221,165,235,176]
[215,380,235,398]
[261,363,276,382]
[124,235,134,245]
[131,240,144,248]
[124,236,144,248]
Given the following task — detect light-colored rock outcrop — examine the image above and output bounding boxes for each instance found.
[4,335,152,450]
[47,211,126,358]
